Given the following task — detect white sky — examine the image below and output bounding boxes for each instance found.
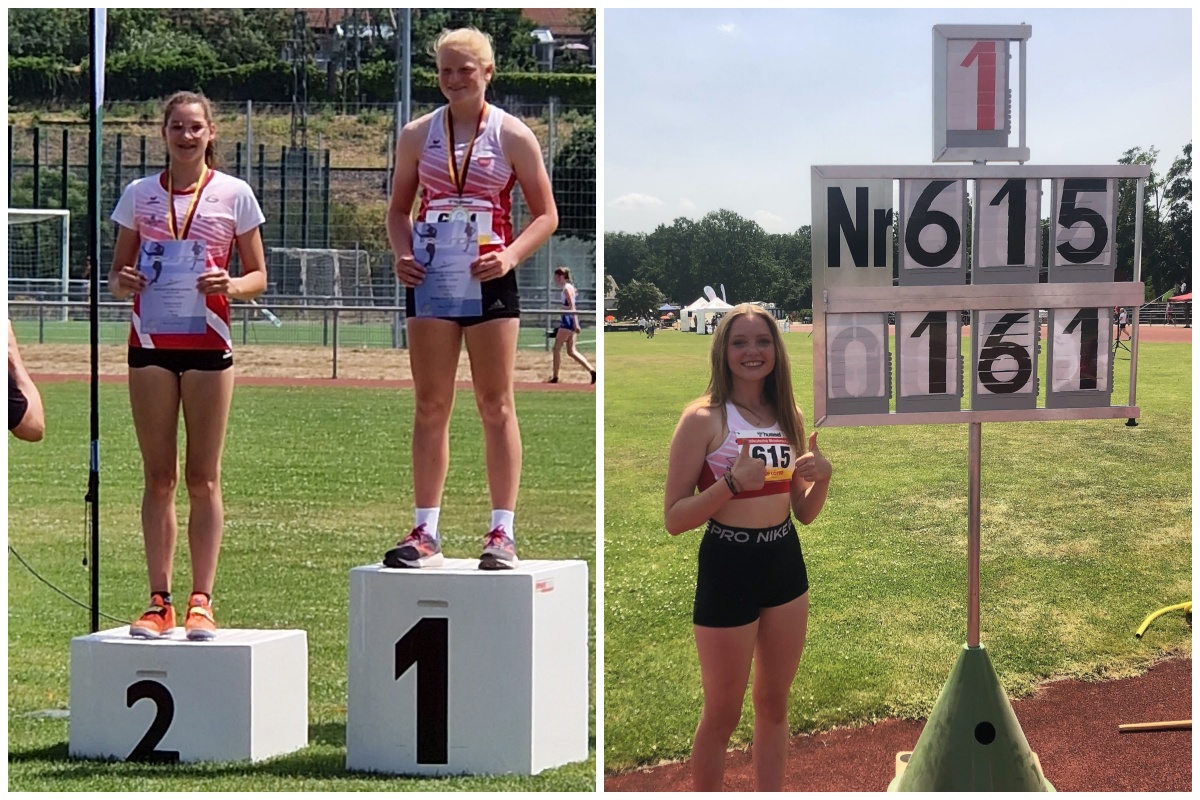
[603,8,1193,235]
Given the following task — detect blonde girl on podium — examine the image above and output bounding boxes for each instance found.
[383,27,558,571]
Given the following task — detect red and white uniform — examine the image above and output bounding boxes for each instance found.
[111,171,265,350]
[417,105,515,249]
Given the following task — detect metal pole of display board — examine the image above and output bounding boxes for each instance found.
[967,423,981,648]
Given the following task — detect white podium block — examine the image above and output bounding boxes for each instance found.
[347,559,589,776]
[69,628,308,763]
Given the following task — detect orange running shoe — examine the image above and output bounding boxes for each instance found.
[129,593,176,639]
[184,593,216,641]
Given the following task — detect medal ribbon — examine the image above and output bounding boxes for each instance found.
[444,104,488,201]
[166,163,211,241]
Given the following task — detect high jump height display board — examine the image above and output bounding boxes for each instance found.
[810,163,1149,428]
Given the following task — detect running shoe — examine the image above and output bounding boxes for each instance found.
[383,523,444,569]
[184,593,217,641]
[129,593,176,639]
[479,526,519,570]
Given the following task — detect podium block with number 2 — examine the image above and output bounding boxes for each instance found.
[69,628,308,763]
[346,560,589,776]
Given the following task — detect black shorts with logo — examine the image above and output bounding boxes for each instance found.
[404,271,521,327]
[693,518,810,628]
[128,347,233,375]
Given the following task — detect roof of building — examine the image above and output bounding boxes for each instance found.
[522,8,587,37]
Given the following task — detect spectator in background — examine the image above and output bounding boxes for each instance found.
[8,321,45,442]
[1117,307,1128,340]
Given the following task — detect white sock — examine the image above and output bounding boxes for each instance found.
[415,508,441,540]
[490,509,515,541]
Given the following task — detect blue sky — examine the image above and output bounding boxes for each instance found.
[603,8,1192,234]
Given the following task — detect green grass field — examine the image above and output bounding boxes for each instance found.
[9,382,595,791]
[603,329,1191,772]
[9,319,596,352]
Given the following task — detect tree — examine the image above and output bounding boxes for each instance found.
[603,232,648,289]
[615,278,664,321]
[1116,146,1163,294]
[410,9,537,72]
[8,9,87,63]
[1161,142,1192,294]
[552,116,595,240]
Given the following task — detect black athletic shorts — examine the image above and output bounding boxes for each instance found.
[404,271,521,327]
[693,518,810,628]
[128,347,233,375]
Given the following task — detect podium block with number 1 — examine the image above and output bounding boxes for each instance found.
[346,560,589,775]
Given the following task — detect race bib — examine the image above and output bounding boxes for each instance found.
[425,199,494,246]
[735,430,795,483]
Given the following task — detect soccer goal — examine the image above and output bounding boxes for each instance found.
[9,208,71,320]
[270,247,375,303]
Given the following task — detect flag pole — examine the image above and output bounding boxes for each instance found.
[87,8,106,633]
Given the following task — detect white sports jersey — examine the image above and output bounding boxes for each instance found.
[112,170,265,349]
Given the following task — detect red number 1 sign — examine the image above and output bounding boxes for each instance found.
[948,39,1003,132]
[933,24,1031,163]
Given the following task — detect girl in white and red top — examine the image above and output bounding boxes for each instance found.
[664,303,833,791]
[383,27,558,572]
[108,91,267,642]
[547,266,596,385]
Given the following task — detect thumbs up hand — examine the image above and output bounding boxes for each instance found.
[794,430,833,484]
[730,438,767,494]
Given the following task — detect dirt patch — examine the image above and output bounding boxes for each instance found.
[604,657,1191,792]
[23,343,597,387]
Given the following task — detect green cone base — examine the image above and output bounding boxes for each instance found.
[888,644,1055,791]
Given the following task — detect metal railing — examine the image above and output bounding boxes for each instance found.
[9,299,596,379]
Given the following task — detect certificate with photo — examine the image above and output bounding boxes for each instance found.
[138,239,209,334]
[412,219,483,318]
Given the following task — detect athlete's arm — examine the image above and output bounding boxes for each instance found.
[664,404,737,535]
[790,430,832,525]
[472,118,559,282]
[108,225,145,300]
[227,226,267,300]
[387,116,429,287]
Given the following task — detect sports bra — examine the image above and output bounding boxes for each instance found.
[697,402,795,499]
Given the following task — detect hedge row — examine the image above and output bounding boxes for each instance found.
[9,56,596,107]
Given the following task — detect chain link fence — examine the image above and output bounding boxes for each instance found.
[8,97,595,350]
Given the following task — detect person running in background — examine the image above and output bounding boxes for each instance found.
[664,303,832,791]
[384,27,559,571]
[108,91,268,641]
[546,266,596,384]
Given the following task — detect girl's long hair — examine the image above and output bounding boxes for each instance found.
[705,303,806,452]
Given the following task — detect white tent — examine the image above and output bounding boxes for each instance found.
[681,296,710,332]
[694,298,735,334]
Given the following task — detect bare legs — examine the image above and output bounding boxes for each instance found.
[551,327,593,381]
[691,592,810,791]
[464,319,521,510]
[408,317,521,514]
[129,365,234,597]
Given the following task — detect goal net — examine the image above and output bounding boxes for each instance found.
[9,208,71,294]
[270,247,374,303]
